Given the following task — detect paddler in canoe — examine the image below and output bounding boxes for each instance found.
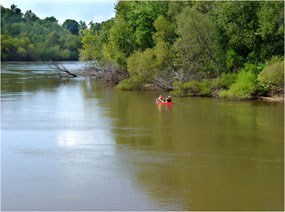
[166,95,172,102]
[157,94,165,102]
[156,95,172,103]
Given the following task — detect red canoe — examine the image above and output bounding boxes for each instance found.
[155,99,173,105]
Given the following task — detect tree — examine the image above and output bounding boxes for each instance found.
[10,4,22,16]
[1,5,22,25]
[78,20,87,35]
[1,5,81,61]
[174,7,224,80]
[153,16,176,44]
[24,10,39,22]
[104,16,135,67]
[258,57,284,94]
[125,1,169,50]
[79,21,87,30]
[89,21,100,34]
[46,31,59,45]
[44,16,58,23]
[103,1,169,68]
[211,2,260,65]
[80,19,114,62]
[211,1,284,66]
[62,19,79,35]
[257,1,284,61]
[1,34,17,60]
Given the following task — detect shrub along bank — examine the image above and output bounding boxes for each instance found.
[171,58,284,100]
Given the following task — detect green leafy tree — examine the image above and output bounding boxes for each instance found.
[104,16,135,67]
[89,21,100,34]
[174,7,224,80]
[44,16,58,23]
[167,1,194,18]
[80,19,114,62]
[258,57,284,94]
[62,19,80,35]
[1,34,17,60]
[127,49,157,82]
[212,2,260,56]
[46,31,59,45]
[153,16,176,44]
[10,4,22,16]
[1,5,22,32]
[1,5,81,61]
[257,1,284,61]
[24,10,39,22]
[211,1,283,65]
[78,20,87,35]
[104,1,168,68]
[126,40,172,87]
[79,21,87,30]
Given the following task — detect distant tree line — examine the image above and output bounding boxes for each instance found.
[1,4,85,61]
[80,1,284,99]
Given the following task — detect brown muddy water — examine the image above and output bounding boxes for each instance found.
[1,62,284,211]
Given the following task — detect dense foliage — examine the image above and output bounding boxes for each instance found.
[258,57,284,96]
[1,5,82,61]
[2,2,284,99]
[80,1,284,98]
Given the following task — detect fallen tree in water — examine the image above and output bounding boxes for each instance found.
[49,63,77,78]
[80,63,128,85]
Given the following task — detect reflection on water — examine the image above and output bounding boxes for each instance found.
[1,62,284,211]
[104,92,284,211]
[57,131,91,147]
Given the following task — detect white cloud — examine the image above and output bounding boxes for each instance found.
[69,12,77,16]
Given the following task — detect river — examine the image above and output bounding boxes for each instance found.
[1,61,284,211]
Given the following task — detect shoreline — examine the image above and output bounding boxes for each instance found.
[71,71,285,103]
[2,61,284,103]
[258,96,284,102]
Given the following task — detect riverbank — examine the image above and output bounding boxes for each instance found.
[2,61,283,102]
[258,96,284,102]
[77,65,285,102]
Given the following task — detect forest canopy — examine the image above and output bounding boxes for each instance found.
[1,4,82,61]
[80,1,284,98]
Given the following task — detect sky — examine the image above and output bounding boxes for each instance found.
[1,0,117,24]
